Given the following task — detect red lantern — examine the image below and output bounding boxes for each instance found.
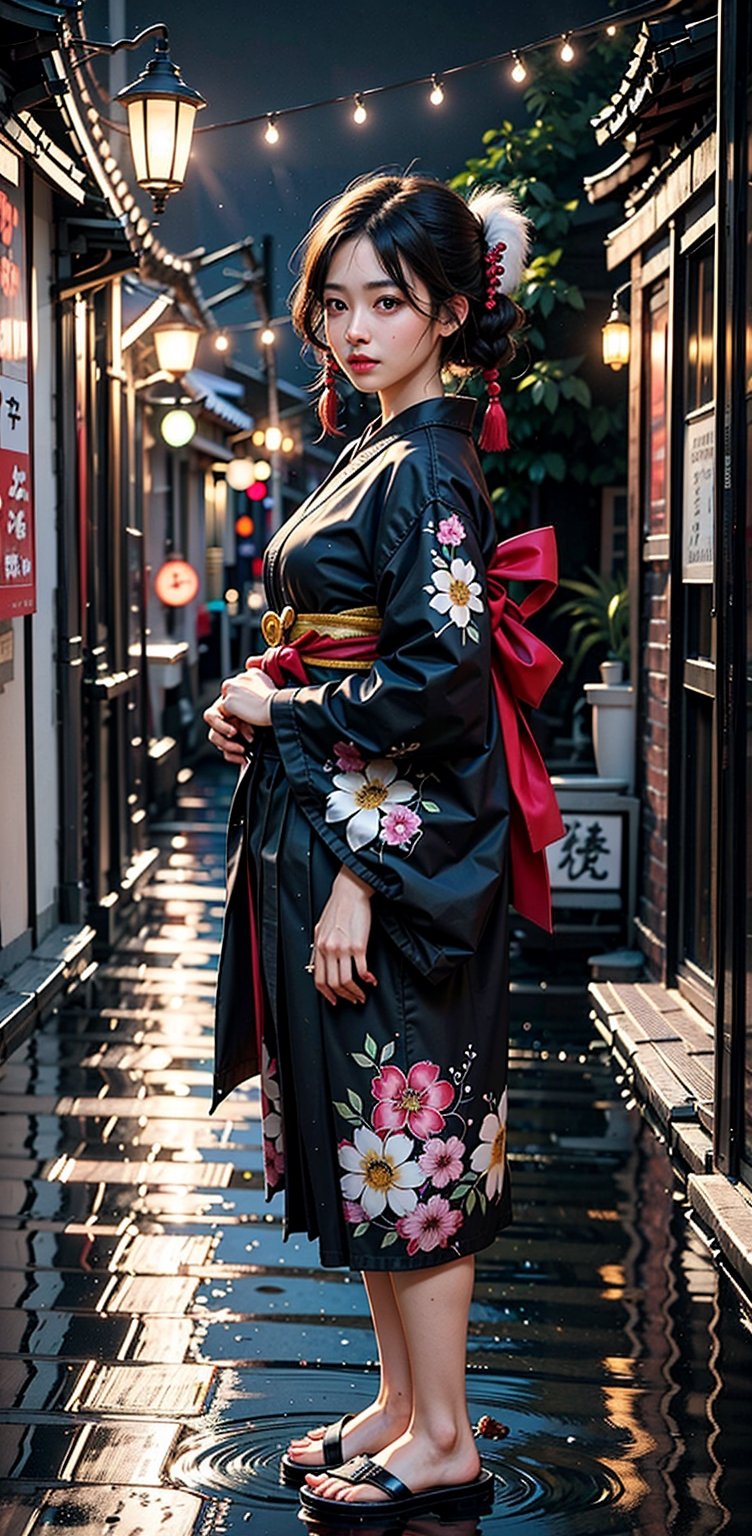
[154,556,200,607]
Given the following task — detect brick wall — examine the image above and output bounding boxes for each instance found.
[635,558,670,980]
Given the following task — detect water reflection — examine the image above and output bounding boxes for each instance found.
[0,760,750,1534]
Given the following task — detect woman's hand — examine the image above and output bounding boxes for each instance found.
[312,866,378,1006]
[204,695,252,765]
[220,669,278,728]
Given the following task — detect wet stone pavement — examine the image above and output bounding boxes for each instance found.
[1,759,751,1536]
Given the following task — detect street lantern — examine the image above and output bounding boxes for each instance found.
[153,309,202,376]
[225,459,256,492]
[602,293,631,371]
[160,407,196,447]
[116,36,206,215]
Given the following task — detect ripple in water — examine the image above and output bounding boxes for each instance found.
[169,1410,625,1528]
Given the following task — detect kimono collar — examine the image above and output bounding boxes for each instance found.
[357,393,478,451]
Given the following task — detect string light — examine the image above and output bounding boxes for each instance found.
[429,74,444,106]
[260,326,276,346]
[214,330,230,353]
[264,113,279,144]
[178,5,661,140]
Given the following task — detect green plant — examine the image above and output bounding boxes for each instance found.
[553,566,629,679]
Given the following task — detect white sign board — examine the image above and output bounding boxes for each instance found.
[546,812,623,893]
[682,410,714,582]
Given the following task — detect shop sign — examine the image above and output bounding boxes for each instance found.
[547,811,623,894]
[682,407,714,582]
[0,146,33,620]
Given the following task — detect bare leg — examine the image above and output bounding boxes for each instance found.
[305,1254,480,1503]
[287,1270,412,1464]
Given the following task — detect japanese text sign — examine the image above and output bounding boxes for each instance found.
[0,144,34,619]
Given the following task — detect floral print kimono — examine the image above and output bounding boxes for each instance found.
[214,394,522,1270]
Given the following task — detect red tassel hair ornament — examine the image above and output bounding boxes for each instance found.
[318,350,345,437]
[478,240,510,453]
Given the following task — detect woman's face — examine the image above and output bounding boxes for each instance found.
[322,235,459,404]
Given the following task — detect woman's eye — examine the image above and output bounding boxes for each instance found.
[378,296,401,311]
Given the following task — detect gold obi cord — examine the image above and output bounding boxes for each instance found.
[260,604,381,669]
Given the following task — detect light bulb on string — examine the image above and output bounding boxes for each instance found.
[429,75,444,106]
[265,113,279,145]
[260,326,276,347]
[606,25,617,37]
[214,331,230,353]
[511,52,527,84]
[560,34,574,64]
[353,93,367,125]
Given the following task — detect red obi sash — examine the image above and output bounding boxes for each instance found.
[247,525,565,934]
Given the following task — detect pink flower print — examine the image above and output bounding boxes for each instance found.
[333,739,365,773]
[418,1135,466,1188]
[263,1138,285,1190]
[372,1061,454,1140]
[470,1086,508,1199]
[396,1194,464,1255]
[437,513,466,548]
[343,1198,366,1224]
[381,804,422,847]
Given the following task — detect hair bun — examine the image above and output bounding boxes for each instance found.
[465,183,531,296]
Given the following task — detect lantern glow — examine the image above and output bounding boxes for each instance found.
[116,37,205,214]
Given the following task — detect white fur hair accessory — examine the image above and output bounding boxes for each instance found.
[465,183,532,295]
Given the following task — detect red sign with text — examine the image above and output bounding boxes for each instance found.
[0,147,33,619]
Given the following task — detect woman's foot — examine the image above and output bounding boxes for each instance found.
[286,1400,410,1468]
[303,1423,481,1504]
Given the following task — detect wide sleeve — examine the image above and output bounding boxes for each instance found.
[269,493,509,980]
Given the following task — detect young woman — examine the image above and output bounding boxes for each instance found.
[204,171,565,1523]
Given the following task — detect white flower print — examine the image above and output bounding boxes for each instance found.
[338,1125,423,1219]
[325,757,415,853]
[427,556,485,633]
[261,1042,282,1147]
[469,1086,508,1199]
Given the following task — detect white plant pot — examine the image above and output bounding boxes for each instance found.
[599,659,624,685]
[583,681,636,792]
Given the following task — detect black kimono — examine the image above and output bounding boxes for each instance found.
[214,394,517,1271]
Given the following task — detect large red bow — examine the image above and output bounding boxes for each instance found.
[486,526,565,932]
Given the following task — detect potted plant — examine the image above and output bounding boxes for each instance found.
[552,567,635,789]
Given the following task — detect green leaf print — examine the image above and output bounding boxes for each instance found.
[351,1052,374,1068]
[353,1222,370,1237]
[379,1041,395,1063]
[422,801,440,813]
[334,1100,359,1123]
[364,1034,378,1060]
[466,1188,477,1216]
[347,1088,364,1113]
[381,1229,399,1248]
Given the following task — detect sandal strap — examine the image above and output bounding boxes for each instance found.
[334,1455,413,1502]
[322,1413,354,1466]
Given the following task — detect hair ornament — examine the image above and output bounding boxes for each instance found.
[318,349,345,438]
[466,185,531,453]
[465,183,531,295]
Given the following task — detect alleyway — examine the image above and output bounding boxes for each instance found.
[0,759,751,1536]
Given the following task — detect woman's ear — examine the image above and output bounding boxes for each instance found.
[440,294,470,335]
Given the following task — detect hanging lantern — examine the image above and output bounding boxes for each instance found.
[602,295,631,371]
[226,459,256,492]
[116,37,205,214]
[153,308,202,376]
[160,407,196,447]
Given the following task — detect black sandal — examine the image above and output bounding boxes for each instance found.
[298,1453,494,1523]
[280,1413,355,1488]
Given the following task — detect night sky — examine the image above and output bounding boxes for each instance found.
[84,0,617,388]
